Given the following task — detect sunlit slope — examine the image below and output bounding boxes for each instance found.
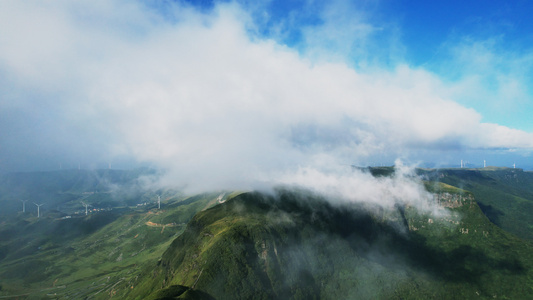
[139,189,533,300]
[0,192,222,299]
[419,168,533,240]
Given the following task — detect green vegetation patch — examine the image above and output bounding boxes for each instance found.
[138,190,533,300]
[418,168,533,240]
[0,190,223,299]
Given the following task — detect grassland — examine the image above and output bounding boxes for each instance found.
[0,191,226,299]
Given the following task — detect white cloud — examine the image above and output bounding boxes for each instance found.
[275,160,444,216]
[0,0,532,188]
[437,37,533,131]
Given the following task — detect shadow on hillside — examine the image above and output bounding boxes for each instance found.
[160,190,527,300]
[477,202,504,226]
[154,284,215,300]
[259,191,525,284]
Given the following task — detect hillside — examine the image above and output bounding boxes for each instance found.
[0,188,227,298]
[130,188,533,300]
[1,168,533,299]
[418,168,533,240]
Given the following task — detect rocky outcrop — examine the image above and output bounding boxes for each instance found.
[435,192,474,208]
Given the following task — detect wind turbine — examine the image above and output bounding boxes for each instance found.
[34,203,44,218]
[20,200,27,213]
[81,201,90,216]
[484,160,486,168]
[158,195,161,209]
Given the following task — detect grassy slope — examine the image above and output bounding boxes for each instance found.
[0,192,223,299]
[138,188,533,300]
[420,168,533,240]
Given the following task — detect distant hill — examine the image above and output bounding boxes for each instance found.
[417,167,533,240]
[0,168,160,216]
[364,166,533,240]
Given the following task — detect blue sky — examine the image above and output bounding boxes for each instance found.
[391,0,533,131]
[386,1,533,63]
[175,0,533,132]
[279,0,532,127]
[0,0,532,182]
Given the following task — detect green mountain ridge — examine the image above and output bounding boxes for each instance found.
[1,168,533,299]
[130,188,532,299]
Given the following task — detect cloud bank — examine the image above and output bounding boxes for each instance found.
[276,160,443,216]
[1,1,532,195]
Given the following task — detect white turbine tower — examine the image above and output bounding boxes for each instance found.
[158,195,161,209]
[21,200,27,213]
[34,203,44,218]
[81,201,90,216]
[460,160,463,168]
[484,160,486,168]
